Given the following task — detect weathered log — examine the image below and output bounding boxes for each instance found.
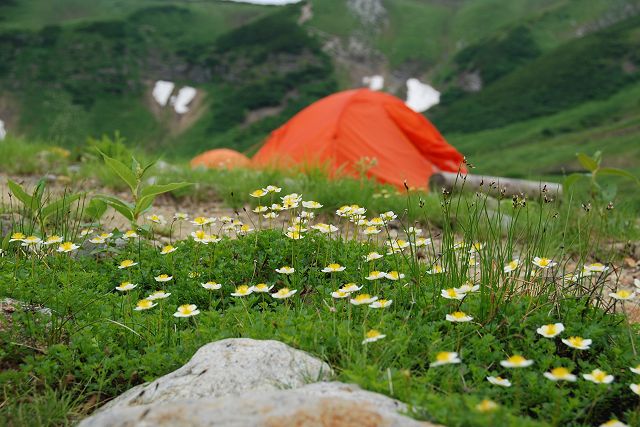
[430,172,562,199]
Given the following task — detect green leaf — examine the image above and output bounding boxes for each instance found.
[85,199,108,221]
[140,159,157,181]
[596,167,640,185]
[7,179,36,210]
[41,193,82,221]
[563,173,585,192]
[33,179,47,207]
[1,232,10,252]
[99,151,138,195]
[96,195,134,222]
[576,153,598,173]
[139,182,192,199]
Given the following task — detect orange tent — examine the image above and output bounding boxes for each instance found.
[252,89,465,189]
[191,148,251,170]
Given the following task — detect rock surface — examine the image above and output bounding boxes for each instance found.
[80,382,435,427]
[101,338,333,410]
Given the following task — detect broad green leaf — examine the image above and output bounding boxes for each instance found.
[99,151,138,195]
[1,232,10,251]
[85,199,108,221]
[96,195,134,221]
[576,153,598,173]
[33,179,47,207]
[41,193,82,221]
[139,182,192,199]
[7,179,35,210]
[597,167,640,185]
[140,159,157,180]
[563,173,585,192]
[133,196,155,218]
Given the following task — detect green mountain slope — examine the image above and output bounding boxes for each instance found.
[0,0,638,183]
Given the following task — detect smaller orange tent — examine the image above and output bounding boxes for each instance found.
[251,89,465,189]
[191,148,250,170]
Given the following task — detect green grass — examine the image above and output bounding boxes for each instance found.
[0,172,638,426]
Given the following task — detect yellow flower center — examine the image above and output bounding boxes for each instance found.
[545,324,556,334]
[592,370,606,382]
[354,294,371,302]
[538,258,550,266]
[60,242,74,251]
[436,352,452,362]
[328,263,341,270]
[452,311,466,319]
[446,289,457,297]
[507,355,526,364]
[179,305,193,315]
[568,337,583,347]
[618,290,631,298]
[366,330,381,339]
[138,300,153,308]
[551,367,570,377]
[277,288,290,296]
[508,260,518,269]
[387,271,399,279]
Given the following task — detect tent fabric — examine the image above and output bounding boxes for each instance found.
[191,148,251,170]
[251,89,465,188]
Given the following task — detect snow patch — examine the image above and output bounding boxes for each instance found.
[405,78,440,112]
[172,87,197,114]
[363,75,384,91]
[0,120,5,140]
[153,81,175,107]
[219,0,302,5]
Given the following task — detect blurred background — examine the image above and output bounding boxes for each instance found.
[0,0,639,183]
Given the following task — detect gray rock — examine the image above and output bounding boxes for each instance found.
[80,382,436,427]
[101,338,333,410]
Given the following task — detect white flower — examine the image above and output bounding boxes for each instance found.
[350,294,378,306]
[600,420,628,427]
[475,399,498,413]
[583,369,614,384]
[609,290,635,300]
[585,262,609,273]
[253,205,268,213]
[486,376,511,387]
[311,223,338,234]
[249,189,268,198]
[191,216,212,226]
[469,242,485,253]
[362,329,386,344]
[57,242,79,253]
[331,290,350,299]
[384,271,405,281]
[263,211,279,219]
[441,288,465,300]
[147,214,166,225]
[426,265,445,275]
[231,285,253,297]
[322,263,346,273]
[532,257,557,269]
[147,291,171,300]
[173,212,189,221]
[44,235,63,245]
[202,281,222,290]
[634,278,640,289]
[446,311,473,322]
[134,299,157,311]
[630,384,640,395]
[173,304,200,318]
[340,283,362,293]
[430,352,461,367]
[160,245,177,255]
[456,282,479,293]
[562,336,592,350]
[252,283,274,293]
[302,200,322,209]
[264,185,281,193]
[500,355,534,368]
[415,237,431,247]
[275,266,295,274]
[365,271,386,280]
[380,211,397,222]
[503,259,519,273]
[272,288,297,299]
[89,237,106,244]
[536,323,564,338]
[115,282,137,292]
[369,299,393,309]
[21,235,42,246]
[154,274,173,282]
[629,365,640,374]
[285,230,305,240]
[79,229,94,237]
[118,259,138,269]
[543,367,577,382]
[364,252,383,262]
